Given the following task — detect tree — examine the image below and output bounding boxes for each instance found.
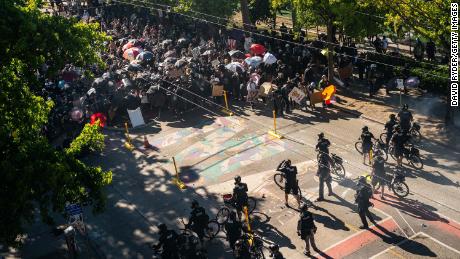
[249,0,275,26]
[170,0,239,20]
[0,0,112,246]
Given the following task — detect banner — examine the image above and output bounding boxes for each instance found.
[288,87,306,104]
[127,107,145,128]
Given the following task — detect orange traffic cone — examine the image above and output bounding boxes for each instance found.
[143,135,152,149]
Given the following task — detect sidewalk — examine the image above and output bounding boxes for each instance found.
[332,80,460,151]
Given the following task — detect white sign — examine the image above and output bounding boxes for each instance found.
[288,87,306,104]
[127,107,146,128]
[396,79,404,90]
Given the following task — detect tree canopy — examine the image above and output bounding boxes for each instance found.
[0,0,112,246]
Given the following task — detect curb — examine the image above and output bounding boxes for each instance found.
[103,119,158,132]
[333,102,460,152]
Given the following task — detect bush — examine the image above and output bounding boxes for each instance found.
[66,123,105,157]
[409,65,449,94]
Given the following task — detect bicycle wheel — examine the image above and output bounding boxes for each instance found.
[392,181,409,198]
[355,141,363,154]
[247,197,257,214]
[217,207,230,225]
[332,163,346,178]
[389,146,396,161]
[274,173,285,190]
[379,132,387,143]
[204,219,220,239]
[409,155,424,169]
[251,246,265,259]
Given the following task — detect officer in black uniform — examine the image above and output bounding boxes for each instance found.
[315,132,331,156]
[187,200,209,243]
[233,175,249,220]
[390,126,407,167]
[317,153,333,201]
[398,104,413,133]
[360,126,376,165]
[152,224,179,259]
[224,211,242,250]
[277,160,301,208]
[355,177,375,229]
[372,153,386,199]
[269,244,285,259]
[233,238,251,259]
[297,204,317,256]
[384,114,398,148]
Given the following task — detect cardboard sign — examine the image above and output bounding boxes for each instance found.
[212,84,224,96]
[127,107,145,128]
[259,82,274,97]
[288,87,306,104]
[310,91,324,105]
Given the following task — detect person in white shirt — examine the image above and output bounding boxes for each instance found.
[244,33,253,53]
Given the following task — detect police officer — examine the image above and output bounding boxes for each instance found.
[384,114,398,148]
[277,160,301,208]
[317,153,333,201]
[233,176,249,220]
[233,238,251,259]
[152,224,179,259]
[398,104,413,133]
[297,204,317,256]
[224,211,242,250]
[355,177,375,229]
[315,132,331,156]
[187,200,209,243]
[372,153,386,199]
[360,126,376,165]
[390,126,407,167]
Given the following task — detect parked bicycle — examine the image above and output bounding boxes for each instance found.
[216,194,257,224]
[355,139,388,161]
[178,217,220,240]
[236,232,265,259]
[380,122,422,144]
[316,152,346,177]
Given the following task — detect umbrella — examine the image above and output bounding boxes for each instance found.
[122,42,135,52]
[229,50,245,59]
[175,58,188,68]
[177,38,188,44]
[90,113,107,127]
[244,56,263,68]
[201,50,213,56]
[136,51,154,61]
[263,52,277,65]
[225,62,245,73]
[164,50,177,58]
[161,39,172,46]
[70,107,83,121]
[87,87,96,96]
[92,77,106,88]
[405,77,420,88]
[250,44,266,55]
[123,47,142,60]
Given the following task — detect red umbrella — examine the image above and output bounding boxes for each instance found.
[122,42,135,52]
[90,113,107,127]
[250,44,266,55]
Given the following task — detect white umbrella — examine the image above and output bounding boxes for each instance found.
[225,62,245,73]
[263,52,277,65]
[244,56,263,68]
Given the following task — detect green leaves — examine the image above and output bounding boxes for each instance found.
[66,123,106,157]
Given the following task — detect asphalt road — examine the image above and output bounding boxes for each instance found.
[19,102,460,259]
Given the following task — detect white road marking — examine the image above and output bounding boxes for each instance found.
[419,232,460,254]
[369,232,421,259]
[396,208,416,235]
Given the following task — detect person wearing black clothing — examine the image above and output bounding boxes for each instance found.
[233,238,251,259]
[384,114,398,148]
[152,224,179,259]
[297,204,317,256]
[317,153,333,201]
[371,154,386,199]
[360,126,376,165]
[397,104,413,133]
[233,176,249,220]
[269,244,285,259]
[187,200,209,243]
[281,83,292,114]
[426,39,436,62]
[390,126,407,167]
[316,132,331,155]
[277,160,301,208]
[224,211,242,250]
[355,177,375,229]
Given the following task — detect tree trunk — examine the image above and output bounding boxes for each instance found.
[240,0,252,30]
[327,20,334,81]
[290,0,298,32]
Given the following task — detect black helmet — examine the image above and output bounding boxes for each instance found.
[403,104,408,110]
[191,200,199,209]
[390,114,396,119]
[157,223,167,233]
[358,176,367,185]
[318,132,324,139]
[269,244,280,251]
[285,159,291,166]
[362,126,369,131]
[300,203,309,211]
[234,175,241,184]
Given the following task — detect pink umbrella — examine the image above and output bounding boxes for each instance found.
[70,108,83,121]
[122,42,135,52]
[123,47,142,61]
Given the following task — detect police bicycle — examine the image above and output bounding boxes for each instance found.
[315,153,346,177]
[216,194,257,224]
[355,139,388,161]
[365,169,409,198]
[178,217,220,240]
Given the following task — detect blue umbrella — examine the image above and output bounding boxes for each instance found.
[244,56,262,68]
[136,51,154,61]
